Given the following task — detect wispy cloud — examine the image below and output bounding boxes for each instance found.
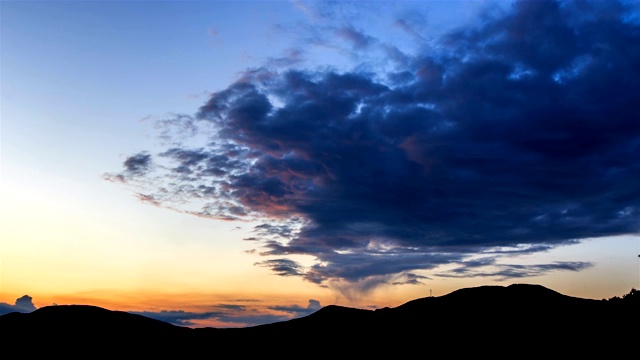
[130,298,322,328]
[0,295,320,328]
[106,0,640,298]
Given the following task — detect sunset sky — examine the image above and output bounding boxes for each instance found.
[2,0,639,328]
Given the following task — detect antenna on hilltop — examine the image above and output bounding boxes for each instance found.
[430,289,433,297]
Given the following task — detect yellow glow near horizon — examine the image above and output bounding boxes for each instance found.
[3,169,638,317]
[1,175,325,309]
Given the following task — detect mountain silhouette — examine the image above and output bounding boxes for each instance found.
[2,284,637,357]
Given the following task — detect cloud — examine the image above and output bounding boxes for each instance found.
[436,259,594,281]
[392,273,431,286]
[335,26,376,50]
[130,309,226,327]
[104,151,152,183]
[0,295,37,316]
[107,0,640,297]
[255,258,306,277]
[123,152,152,175]
[130,299,322,328]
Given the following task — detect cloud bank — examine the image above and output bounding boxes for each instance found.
[0,294,317,328]
[0,295,37,316]
[131,298,322,328]
[106,0,640,296]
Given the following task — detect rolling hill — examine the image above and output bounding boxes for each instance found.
[1,283,637,356]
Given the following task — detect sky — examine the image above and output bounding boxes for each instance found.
[1,0,639,328]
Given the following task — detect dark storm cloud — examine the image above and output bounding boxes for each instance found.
[108,0,640,294]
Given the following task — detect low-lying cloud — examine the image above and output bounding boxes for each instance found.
[131,299,322,327]
[0,295,37,316]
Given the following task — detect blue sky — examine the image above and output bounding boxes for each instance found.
[2,0,639,328]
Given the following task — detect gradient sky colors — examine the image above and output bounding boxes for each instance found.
[2,0,639,328]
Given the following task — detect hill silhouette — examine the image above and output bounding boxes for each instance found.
[1,284,637,356]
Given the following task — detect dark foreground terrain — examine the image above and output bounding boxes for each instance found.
[2,284,637,356]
